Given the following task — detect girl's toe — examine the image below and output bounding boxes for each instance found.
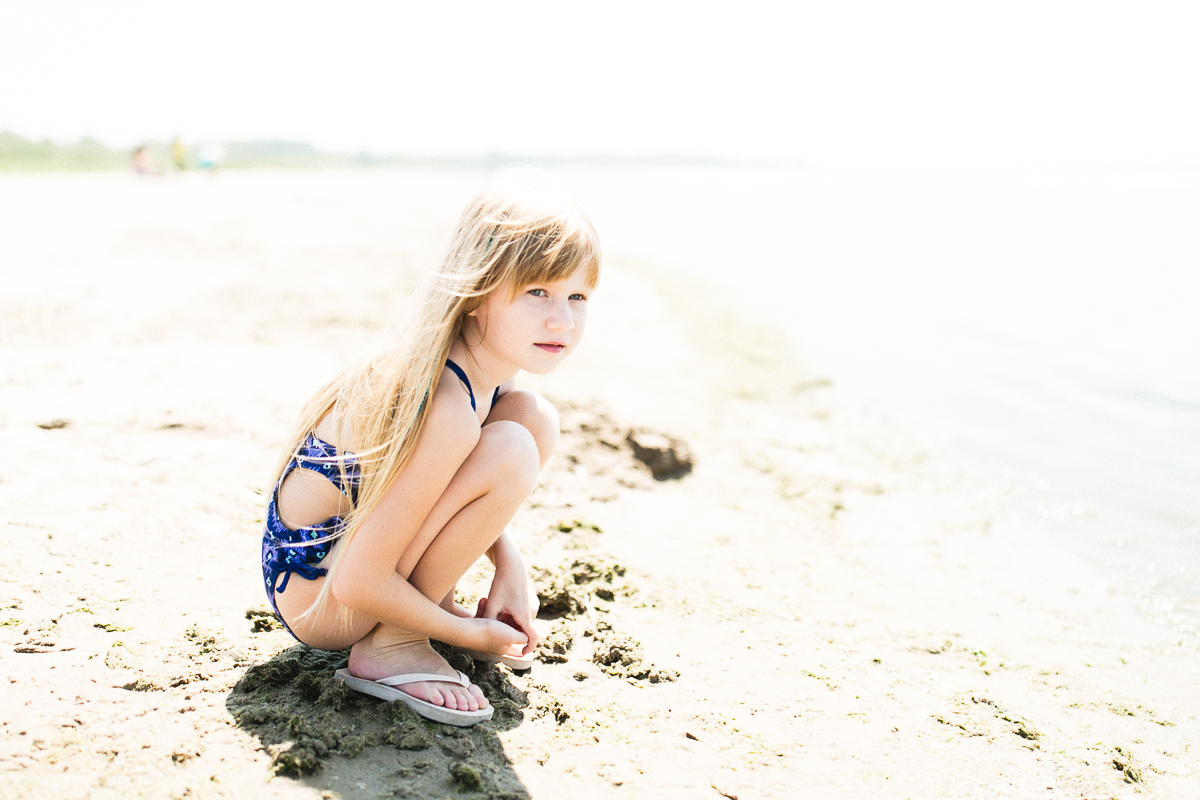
[426,686,446,707]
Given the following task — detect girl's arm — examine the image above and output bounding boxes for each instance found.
[479,531,540,654]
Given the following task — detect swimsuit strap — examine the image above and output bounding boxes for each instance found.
[444,358,477,411]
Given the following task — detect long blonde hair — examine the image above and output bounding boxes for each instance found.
[272,173,600,619]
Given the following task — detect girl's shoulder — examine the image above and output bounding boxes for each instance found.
[404,374,481,465]
[310,376,480,467]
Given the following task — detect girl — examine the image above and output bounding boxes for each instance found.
[260,176,599,726]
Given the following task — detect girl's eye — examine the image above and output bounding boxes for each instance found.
[569,293,587,301]
[527,288,547,297]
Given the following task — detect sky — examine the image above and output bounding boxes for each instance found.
[2,1,1198,168]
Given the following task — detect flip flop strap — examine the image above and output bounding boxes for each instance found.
[374,671,470,689]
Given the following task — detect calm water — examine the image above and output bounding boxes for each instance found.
[562,164,1200,633]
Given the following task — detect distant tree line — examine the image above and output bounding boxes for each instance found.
[1,130,751,172]
[0,132,389,171]
[0,131,128,170]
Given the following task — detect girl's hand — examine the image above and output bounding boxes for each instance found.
[460,616,529,656]
[476,566,541,656]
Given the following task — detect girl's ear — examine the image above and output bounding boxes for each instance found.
[464,290,493,319]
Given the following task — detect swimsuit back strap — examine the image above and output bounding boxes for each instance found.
[444,358,476,411]
[289,435,359,502]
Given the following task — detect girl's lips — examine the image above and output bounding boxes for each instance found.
[535,343,566,353]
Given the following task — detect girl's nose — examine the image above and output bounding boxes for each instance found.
[547,300,574,331]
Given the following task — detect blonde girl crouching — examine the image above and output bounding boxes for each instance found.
[259,177,599,726]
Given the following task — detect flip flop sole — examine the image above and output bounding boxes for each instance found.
[334,669,493,727]
[460,648,537,671]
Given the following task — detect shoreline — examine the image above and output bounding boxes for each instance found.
[1,169,1197,799]
[564,162,1200,638]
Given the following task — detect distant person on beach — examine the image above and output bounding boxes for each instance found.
[171,137,187,170]
[260,175,599,726]
[197,142,225,172]
[131,144,157,175]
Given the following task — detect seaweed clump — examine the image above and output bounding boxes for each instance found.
[533,555,634,618]
[532,569,587,618]
[230,646,416,777]
[588,619,677,683]
[245,607,281,633]
[1112,746,1143,783]
[529,558,672,682]
[536,620,574,664]
[227,643,529,787]
[450,761,485,791]
[626,429,694,480]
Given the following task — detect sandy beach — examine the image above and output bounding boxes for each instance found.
[1,169,1197,799]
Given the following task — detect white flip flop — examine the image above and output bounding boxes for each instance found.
[333,668,493,727]
[458,648,537,671]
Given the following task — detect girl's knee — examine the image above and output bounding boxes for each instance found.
[493,390,559,465]
[478,420,540,492]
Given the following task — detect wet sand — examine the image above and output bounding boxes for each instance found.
[1,169,1196,799]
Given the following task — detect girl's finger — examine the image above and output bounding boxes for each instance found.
[507,613,537,652]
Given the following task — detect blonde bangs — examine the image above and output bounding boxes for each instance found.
[455,174,601,303]
[491,223,600,299]
[506,221,601,290]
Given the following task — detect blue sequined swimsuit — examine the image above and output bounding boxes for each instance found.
[260,358,496,642]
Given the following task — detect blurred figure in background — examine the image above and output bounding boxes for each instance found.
[172,136,187,170]
[197,142,226,173]
[131,144,158,175]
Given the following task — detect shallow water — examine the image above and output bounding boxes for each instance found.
[561,164,1200,634]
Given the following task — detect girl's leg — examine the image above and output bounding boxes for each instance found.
[343,420,541,709]
[435,389,560,612]
[279,403,553,710]
[485,389,560,467]
[277,418,541,641]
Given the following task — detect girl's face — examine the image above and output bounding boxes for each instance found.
[467,268,592,375]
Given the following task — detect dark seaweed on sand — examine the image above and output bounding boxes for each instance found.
[227,643,531,798]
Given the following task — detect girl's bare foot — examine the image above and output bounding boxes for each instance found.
[348,625,488,712]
